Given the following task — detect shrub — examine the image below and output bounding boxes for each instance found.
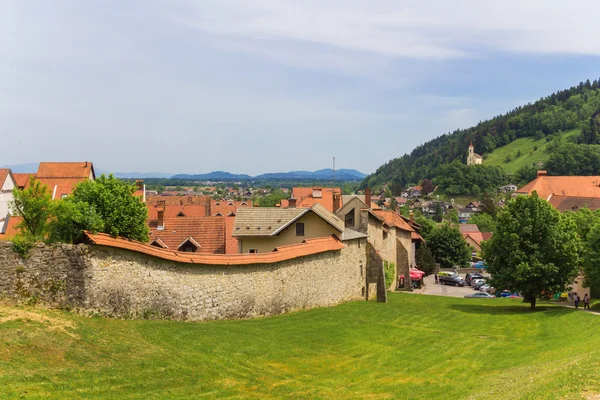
[383,261,395,290]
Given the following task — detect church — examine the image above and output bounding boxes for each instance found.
[467,142,483,165]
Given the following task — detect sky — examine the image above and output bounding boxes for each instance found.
[3,1,600,176]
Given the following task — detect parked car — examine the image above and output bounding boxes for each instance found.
[472,279,486,290]
[479,284,491,292]
[439,273,465,287]
[499,290,520,298]
[465,273,486,286]
[464,292,495,298]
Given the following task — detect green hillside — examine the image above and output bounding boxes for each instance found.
[485,128,580,174]
[3,296,600,398]
[362,79,600,189]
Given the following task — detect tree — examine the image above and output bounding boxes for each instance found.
[48,200,104,244]
[433,203,443,222]
[469,213,496,233]
[420,179,434,195]
[258,189,289,207]
[10,177,54,239]
[68,175,149,242]
[414,215,436,240]
[428,224,471,269]
[445,208,459,224]
[482,193,581,309]
[416,244,437,276]
[480,192,497,218]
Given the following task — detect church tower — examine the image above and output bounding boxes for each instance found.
[467,142,482,166]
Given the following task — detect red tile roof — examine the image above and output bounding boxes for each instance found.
[149,216,228,254]
[147,204,208,219]
[30,162,95,199]
[224,217,238,254]
[517,176,600,199]
[547,195,600,212]
[85,232,344,265]
[211,200,252,216]
[459,224,480,233]
[0,216,22,240]
[283,187,342,212]
[0,169,10,187]
[13,173,35,189]
[372,210,415,232]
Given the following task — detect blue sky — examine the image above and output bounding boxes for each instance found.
[3,0,600,175]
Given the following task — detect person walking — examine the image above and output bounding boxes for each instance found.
[434,274,439,284]
[575,293,580,309]
[584,293,590,310]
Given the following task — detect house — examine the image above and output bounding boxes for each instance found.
[280,187,342,213]
[233,203,345,253]
[467,142,483,165]
[147,195,211,220]
[13,173,34,190]
[30,161,95,199]
[148,215,237,254]
[0,169,17,233]
[499,184,517,193]
[465,201,481,212]
[459,224,492,253]
[516,170,600,199]
[458,208,474,223]
[547,195,600,212]
[211,199,252,217]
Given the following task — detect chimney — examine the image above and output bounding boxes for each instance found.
[312,187,323,198]
[157,209,165,230]
[333,192,341,212]
[288,198,297,208]
[85,161,88,167]
[537,170,548,177]
[409,211,414,226]
[365,188,372,207]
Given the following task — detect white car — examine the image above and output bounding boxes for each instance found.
[479,284,491,292]
[464,292,494,298]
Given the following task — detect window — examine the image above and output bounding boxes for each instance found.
[61,194,68,199]
[249,249,258,254]
[345,211,355,227]
[383,230,388,240]
[296,223,305,236]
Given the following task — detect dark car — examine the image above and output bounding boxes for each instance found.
[439,274,465,287]
[465,273,486,286]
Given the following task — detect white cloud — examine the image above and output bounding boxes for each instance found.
[171,0,600,63]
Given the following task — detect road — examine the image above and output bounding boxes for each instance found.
[416,274,480,298]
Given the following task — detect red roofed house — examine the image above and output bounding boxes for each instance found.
[13,173,35,189]
[280,187,343,213]
[459,224,492,253]
[211,199,252,217]
[516,170,600,200]
[0,169,17,233]
[31,161,95,200]
[146,195,211,220]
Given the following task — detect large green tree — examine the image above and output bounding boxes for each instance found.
[482,193,581,308]
[67,175,149,242]
[415,244,437,276]
[414,215,436,240]
[10,177,54,239]
[469,213,496,233]
[428,224,471,269]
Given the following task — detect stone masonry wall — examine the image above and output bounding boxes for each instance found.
[0,238,367,321]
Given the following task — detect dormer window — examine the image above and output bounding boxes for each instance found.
[240,202,247,206]
[178,237,200,253]
[214,212,223,216]
[345,211,355,228]
[227,202,234,206]
[214,202,221,206]
[227,212,236,217]
[177,211,186,217]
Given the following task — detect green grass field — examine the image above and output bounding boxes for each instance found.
[2,294,600,399]
[485,129,580,174]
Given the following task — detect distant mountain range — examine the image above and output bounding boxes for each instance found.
[2,164,366,181]
[171,169,366,181]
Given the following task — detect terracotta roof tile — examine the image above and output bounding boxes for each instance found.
[517,176,600,199]
[85,232,344,265]
[0,216,22,240]
[285,187,342,212]
[372,210,415,232]
[211,200,252,216]
[13,173,35,189]
[224,216,238,254]
[149,216,227,253]
[548,195,600,212]
[459,224,480,233]
[0,169,10,187]
[36,162,94,179]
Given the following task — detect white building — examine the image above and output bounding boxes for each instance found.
[0,169,16,233]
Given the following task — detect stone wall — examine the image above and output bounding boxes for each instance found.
[0,238,367,321]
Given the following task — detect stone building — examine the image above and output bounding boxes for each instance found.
[467,142,483,165]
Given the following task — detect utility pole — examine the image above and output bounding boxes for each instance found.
[332,156,335,188]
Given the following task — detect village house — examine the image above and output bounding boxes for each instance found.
[516,170,600,199]
[233,203,346,254]
[459,224,492,254]
[31,161,95,199]
[280,187,343,213]
[0,169,17,233]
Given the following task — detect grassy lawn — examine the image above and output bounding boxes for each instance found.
[2,294,600,399]
[485,128,580,174]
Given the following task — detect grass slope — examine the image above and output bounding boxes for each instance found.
[2,295,600,399]
[485,129,580,174]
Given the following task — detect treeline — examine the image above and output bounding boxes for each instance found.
[433,162,508,196]
[362,79,600,189]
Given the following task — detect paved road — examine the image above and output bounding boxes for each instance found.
[416,274,481,298]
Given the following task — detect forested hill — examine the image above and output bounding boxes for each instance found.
[362,79,600,189]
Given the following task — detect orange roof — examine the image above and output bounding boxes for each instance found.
[0,169,11,187]
[548,195,600,212]
[463,232,485,246]
[372,210,415,232]
[85,232,344,265]
[147,195,211,207]
[459,224,480,233]
[0,216,22,240]
[147,204,208,219]
[31,162,95,199]
[37,162,94,179]
[285,187,342,212]
[224,217,238,254]
[411,231,424,241]
[211,199,252,216]
[13,173,35,189]
[149,216,227,254]
[517,176,600,199]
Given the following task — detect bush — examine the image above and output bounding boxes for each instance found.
[384,261,395,290]
[11,234,35,258]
